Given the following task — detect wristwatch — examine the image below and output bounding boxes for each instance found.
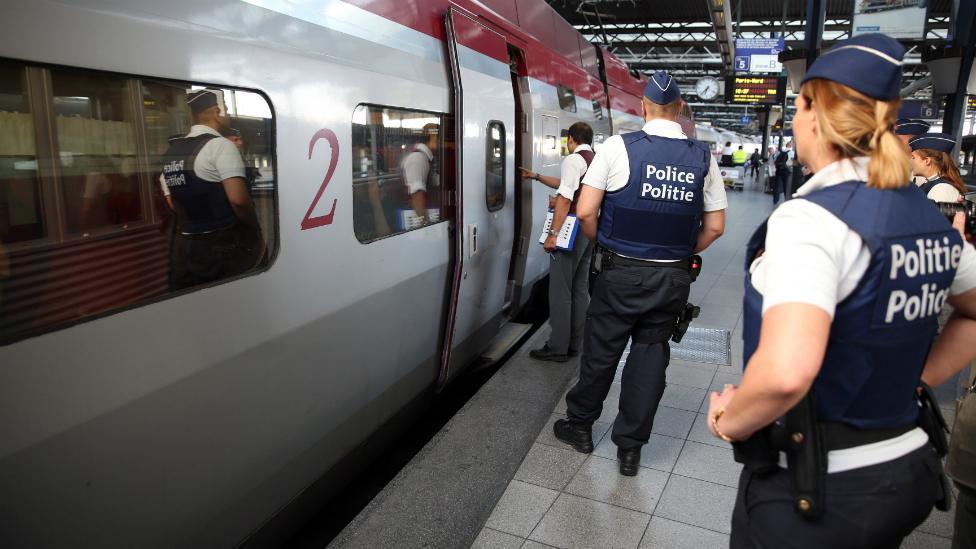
[547,229,557,236]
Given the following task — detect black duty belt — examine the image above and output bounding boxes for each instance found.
[607,253,690,270]
[818,422,915,452]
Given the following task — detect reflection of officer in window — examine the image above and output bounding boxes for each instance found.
[552,71,727,476]
[221,127,261,188]
[161,90,264,290]
[400,123,438,223]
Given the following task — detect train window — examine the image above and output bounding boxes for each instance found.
[352,105,447,243]
[0,61,44,246]
[485,121,505,211]
[592,99,604,120]
[557,85,577,113]
[0,59,276,345]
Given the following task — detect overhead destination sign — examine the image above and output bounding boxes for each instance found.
[734,38,784,74]
[726,76,786,105]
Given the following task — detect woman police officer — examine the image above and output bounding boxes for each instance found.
[909,133,967,203]
[706,34,976,547]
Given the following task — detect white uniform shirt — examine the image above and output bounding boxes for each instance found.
[922,175,962,203]
[750,156,976,317]
[581,119,728,212]
[159,125,245,196]
[555,144,593,202]
[402,143,433,195]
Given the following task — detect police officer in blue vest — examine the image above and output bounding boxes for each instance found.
[894,118,930,149]
[705,34,976,547]
[161,89,265,290]
[553,71,728,476]
[910,133,967,203]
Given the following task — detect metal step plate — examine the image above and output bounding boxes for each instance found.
[671,327,731,366]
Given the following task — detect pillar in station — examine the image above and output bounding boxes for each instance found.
[927,0,976,154]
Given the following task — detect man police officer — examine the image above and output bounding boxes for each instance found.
[552,71,727,476]
[161,89,265,290]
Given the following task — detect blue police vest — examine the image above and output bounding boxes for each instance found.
[162,134,239,234]
[597,132,710,260]
[743,181,963,429]
[918,176,953,198]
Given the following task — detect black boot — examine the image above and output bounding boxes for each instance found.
[553,419,593,453]
[530,345,569,363]
[617,447,641,476]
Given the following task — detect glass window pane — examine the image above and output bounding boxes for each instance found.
[0,62,277,345]
[352,105,445,243]
[0,60,44,246]
[52,70,144,234]
[557,85,577,113]
[486,122,505,212]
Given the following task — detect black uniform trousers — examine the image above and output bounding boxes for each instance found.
[565,262,690,450]
[731,444,942,549]
[169,223,264,291]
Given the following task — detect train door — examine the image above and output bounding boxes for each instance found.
[506,45,528,310]
[439,7,516,385]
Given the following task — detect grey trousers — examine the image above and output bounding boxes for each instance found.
[547,232,593,354]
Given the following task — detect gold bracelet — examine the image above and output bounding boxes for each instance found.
[711,408,737,443]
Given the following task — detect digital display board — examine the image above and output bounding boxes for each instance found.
[725,76,786,105]
[852,0,926,40]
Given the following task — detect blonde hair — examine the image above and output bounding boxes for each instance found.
[914,148,966,194]
[800,79,909,189]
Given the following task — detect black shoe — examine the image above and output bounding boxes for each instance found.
[530,345,569,363]
[553,419,593,453]
[617,447,641,476]
[568,348,580,357]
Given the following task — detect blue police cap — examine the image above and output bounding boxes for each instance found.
[895,118,930,135]
[187,89,220,115]
[909,133,956,153]
[643,71,680,105]
[801,34,905,100]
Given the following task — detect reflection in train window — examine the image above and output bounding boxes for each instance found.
[485,121,505,212]
[0,60,276,345]
[352,105,447,243]
[557,85,577,113]
[592,99,604,120]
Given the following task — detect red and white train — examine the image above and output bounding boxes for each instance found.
[0,1,691,546]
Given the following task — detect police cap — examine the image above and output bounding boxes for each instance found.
[895,119,930,136]
[187,89,220,116]
[643,71,680,105]
[909,133,956,153]
[801,33,905,100]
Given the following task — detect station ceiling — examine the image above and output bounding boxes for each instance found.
[548,0,955,133]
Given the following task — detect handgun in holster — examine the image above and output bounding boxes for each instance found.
[917,381,952,511]
[671,303,700,343]
[732,394,826,518]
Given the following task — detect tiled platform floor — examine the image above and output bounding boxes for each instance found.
[472,187,959,549]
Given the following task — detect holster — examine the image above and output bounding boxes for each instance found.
[732,394,826,518]
[783,394,827,518]
[917,382,952,511]
[670,303,700,343]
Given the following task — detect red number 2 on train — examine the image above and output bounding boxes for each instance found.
[301,128,339,230]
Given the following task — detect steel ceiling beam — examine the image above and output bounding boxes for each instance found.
[704,0,735,74]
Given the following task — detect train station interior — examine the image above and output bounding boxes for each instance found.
[2,1,976,548]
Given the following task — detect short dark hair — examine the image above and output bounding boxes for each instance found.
[567,122,593,146]
[738,145,743,149]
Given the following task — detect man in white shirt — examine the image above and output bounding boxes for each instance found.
[521,122,596,362]
[160,89,264,289]
[552,71,727,476]
[401,124,438,223]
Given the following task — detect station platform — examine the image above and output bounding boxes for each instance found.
[328,186,961,549]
